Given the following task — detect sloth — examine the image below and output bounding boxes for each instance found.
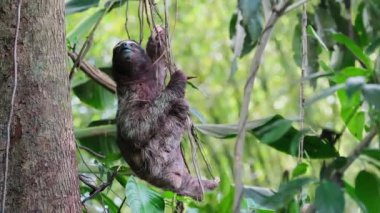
[112,27,219,200]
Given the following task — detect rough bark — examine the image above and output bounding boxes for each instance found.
[0,0,81,212]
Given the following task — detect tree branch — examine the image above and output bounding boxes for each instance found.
[298,2,308,161]
[68,52,116,93]
[233,1,291,212]
[339,127,378,173]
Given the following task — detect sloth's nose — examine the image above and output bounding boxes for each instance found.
[121,42,129,49]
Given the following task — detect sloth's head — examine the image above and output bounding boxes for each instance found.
[112,40,152,81]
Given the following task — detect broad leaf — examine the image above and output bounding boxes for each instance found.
[197,115,339,158]
[355,170,380,213]
[244,186,276,211]
[315,180,344,213]
[76,120,120,163]
[254,178,313,210]
[67,9,105,43]
[361,149,380,162]
[65,0,100,15]
[344,181,367,212]
[333,33,372,69]
[99,193,119,213]
[238,0,262,46]
[126,176,165,213]
[75,115,339,159]
[292,162,308,178]
[345,111,364,140]
[73,79,115,110]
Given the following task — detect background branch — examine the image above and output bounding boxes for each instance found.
[233,1,291,212]
[68,52,116,93]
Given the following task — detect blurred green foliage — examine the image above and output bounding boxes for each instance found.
[66,0,380,212]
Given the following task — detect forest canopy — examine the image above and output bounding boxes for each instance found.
[65,0,380,212]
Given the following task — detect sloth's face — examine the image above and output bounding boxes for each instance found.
[113,40,144,62]
[112,40,151,78]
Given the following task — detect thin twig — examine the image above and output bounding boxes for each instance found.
[187,120,205,197]
[124,0,131,39]
[69,2,114,79]
[2,0,22,211]
[338,127,377,173]
[233,1,290,212]
[285,0,310,13]
[117,196,127,213]
[138,0,144,43]
[81,167,120,204]
[163,0,175,74]
[77,145,106,159]
[298,2,308,162]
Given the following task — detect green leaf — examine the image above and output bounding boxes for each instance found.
[261,178,314,210]
[346,111,364,140]
[332,33,372,69]
[344,181,367,212]
[254,119,292,144]
[362,149,380,162]
[305,84,345,106]
[75,115,339,160]
[365,37,380,54]
[126,176,165,213]
[315,180,345,213]
[292,163,308,178]
[197,115,339,159]
[307,25,328,51]
[65,0,100,15]
[75,121,120,163]
[73,79,115,110]
[332,67,370,84]
[67,9,105,43]
[355,170,380,213]
[244,186,276,211]
[99,193,119,213]
[362,84,380,111]
[196,116,274,139]
[238,0,263,46]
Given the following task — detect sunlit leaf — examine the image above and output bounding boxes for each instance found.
[292,162,308,178]
[333,33,372,69]
[332,67,370,84]
[126,176,165,213]
[67,9,105,43]
[315,180,344,213]
[346,111,364,140]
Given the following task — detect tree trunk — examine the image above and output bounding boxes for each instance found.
[0,0,81,212]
